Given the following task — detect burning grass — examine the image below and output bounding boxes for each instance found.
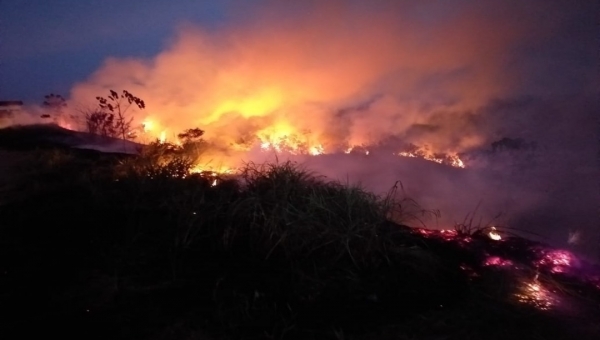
[0,139,599,339]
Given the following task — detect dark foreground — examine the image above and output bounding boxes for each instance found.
[0,125,599,339]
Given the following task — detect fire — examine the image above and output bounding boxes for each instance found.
[488,227,501,241]
[536,250,578,274]
[211,87,283,120]
[188,165,233,187]
[190,165,233,175]
[484,256,513,267]
[142,119,154,132]
[309,144,324,156]
[514,277,557,311]
[134,119,468,170]
[396,146,466,168]
[141,119,171,145]
[255,122,325,155]
[68,2,514,173]
[341,145,373,157]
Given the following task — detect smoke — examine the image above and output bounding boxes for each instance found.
[69,1,532,149]
[0,105,70,129]
[67,1,598,257]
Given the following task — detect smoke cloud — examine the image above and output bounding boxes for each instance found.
[67,1,598,257]
[69,0,531,148]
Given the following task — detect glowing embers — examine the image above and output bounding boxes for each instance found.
[414,228,473,245]
[395,144,465,168]
[343,145,370,156]
[514,276,558,311]
[416,228,457,240]
[412,225,600,313]
[190,165,234,187]
[536,249,579,274]
[484,256,513,267]
[257,123,324,155]
[487,226,502,241]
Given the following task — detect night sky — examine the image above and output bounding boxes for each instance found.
[1,0,231,102]
[0,1,596,103]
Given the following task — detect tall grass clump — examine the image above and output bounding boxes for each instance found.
[200,160,468,336]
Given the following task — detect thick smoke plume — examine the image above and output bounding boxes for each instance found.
[69,1,535,151]
[67,1,598,257]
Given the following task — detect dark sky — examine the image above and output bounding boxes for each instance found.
[1,1,596,103]
[0,0,231,102]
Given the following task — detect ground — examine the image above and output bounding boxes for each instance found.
[0,124,599,340]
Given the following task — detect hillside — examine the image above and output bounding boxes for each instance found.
[0,125,599,340]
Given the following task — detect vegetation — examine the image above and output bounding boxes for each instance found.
[0,125,599,339]
[41,93,68,122]
[84,89,145,140]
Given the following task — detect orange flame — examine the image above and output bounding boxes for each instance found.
[69,3,526,171]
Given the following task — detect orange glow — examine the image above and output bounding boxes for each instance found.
[69,2,528,170]
[397,147,466,168]
[190,165,233,175]
[142,119,154,132]
[514,277,557,311]
[211,87,283,121]
[309,144,324,156]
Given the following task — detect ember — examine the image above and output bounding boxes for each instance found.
[514,278,557,311]
[536,250,578,274]
[395,145,466,168]
[484,256,513,267]
[487,227,502,241]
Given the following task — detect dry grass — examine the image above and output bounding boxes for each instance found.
[0,129,598,339]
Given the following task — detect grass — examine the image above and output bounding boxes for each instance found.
[0,127,599,339]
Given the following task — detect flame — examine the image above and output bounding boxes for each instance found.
[142,119,154,132]
[211,87,283,121]
[309,144,324,156]
[488,227,501,241]
[190,165,233,175]
[159,131,166,144]
[68,1,522,172]
[255,122,325,155]
[397,147,465,168]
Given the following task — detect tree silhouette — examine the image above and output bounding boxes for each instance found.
[41,93,67,122]
[177,128,205,144]
[86,90,145,140]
